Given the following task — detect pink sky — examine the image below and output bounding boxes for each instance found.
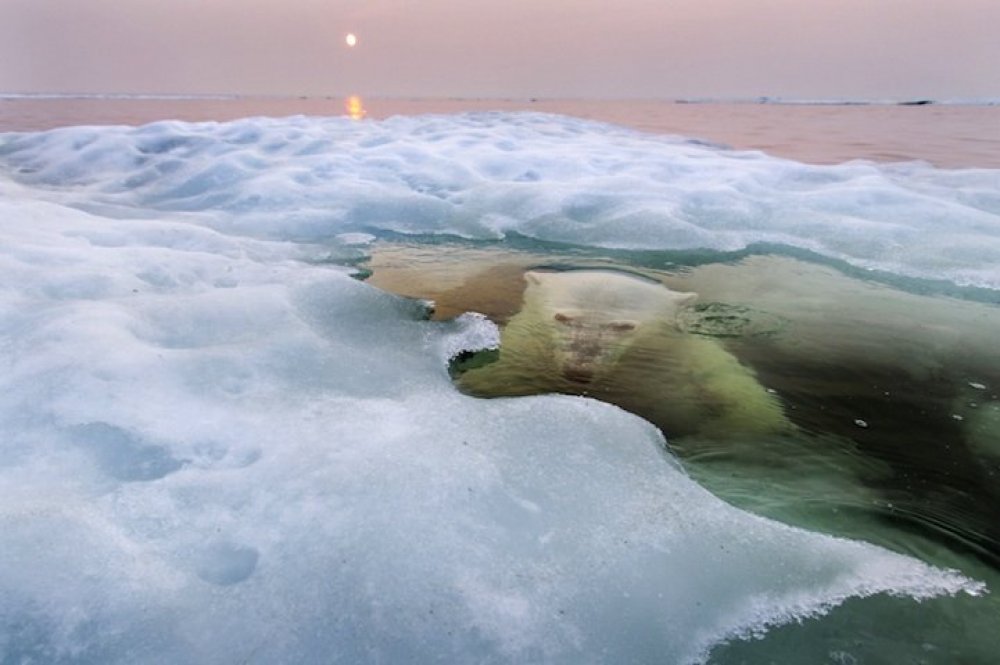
[2,0,998,100]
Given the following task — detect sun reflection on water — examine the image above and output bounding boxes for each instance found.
[345,95,366,120]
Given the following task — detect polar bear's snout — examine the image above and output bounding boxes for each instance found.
[553,312,639,383]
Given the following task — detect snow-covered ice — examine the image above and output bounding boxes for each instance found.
[0,113,991,663]
[2,112,999,288]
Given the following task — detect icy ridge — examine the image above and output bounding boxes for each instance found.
[2,112,999,289]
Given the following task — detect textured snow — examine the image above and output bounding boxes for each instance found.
[2,112,999,289]
[0,114,989,663]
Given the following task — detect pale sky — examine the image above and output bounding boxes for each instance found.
[1,0,998,100]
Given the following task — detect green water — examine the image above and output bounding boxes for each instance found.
[366,241,1000,664]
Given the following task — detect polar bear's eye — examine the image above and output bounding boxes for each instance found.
[553,313,574,324]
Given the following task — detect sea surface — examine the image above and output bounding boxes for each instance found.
[1,96,998,664]
[3,95,1000,167]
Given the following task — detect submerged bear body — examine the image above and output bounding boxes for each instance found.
[457,269,789,439]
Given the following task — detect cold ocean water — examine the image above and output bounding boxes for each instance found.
[1,97,999,663]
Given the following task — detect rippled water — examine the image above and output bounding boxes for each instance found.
[366,239,1000,663]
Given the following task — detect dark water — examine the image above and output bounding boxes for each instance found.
[366,240,1000,664]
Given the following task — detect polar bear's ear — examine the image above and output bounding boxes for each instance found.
[524,272,542,286]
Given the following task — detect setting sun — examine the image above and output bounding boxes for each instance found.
[345,33,357,47]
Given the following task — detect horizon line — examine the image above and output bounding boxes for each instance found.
[2,91,1000,106]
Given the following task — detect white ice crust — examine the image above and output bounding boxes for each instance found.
[2,112,999,289]
[0,114,988,663]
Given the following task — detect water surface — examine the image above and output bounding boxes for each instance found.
[3,96,999,167]
[366,239,1000,663]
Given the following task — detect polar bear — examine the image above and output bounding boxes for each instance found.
[456,269,789,439]
[529,270,696,383]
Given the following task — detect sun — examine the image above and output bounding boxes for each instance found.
[345,33,358,48]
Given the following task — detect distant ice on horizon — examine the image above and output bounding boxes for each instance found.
[2,92,1000,105]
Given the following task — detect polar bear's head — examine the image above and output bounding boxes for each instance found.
[525,270,696,383]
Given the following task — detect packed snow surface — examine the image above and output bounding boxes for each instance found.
[0,113,989,663]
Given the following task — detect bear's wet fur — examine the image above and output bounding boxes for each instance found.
[457,269,789,439]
